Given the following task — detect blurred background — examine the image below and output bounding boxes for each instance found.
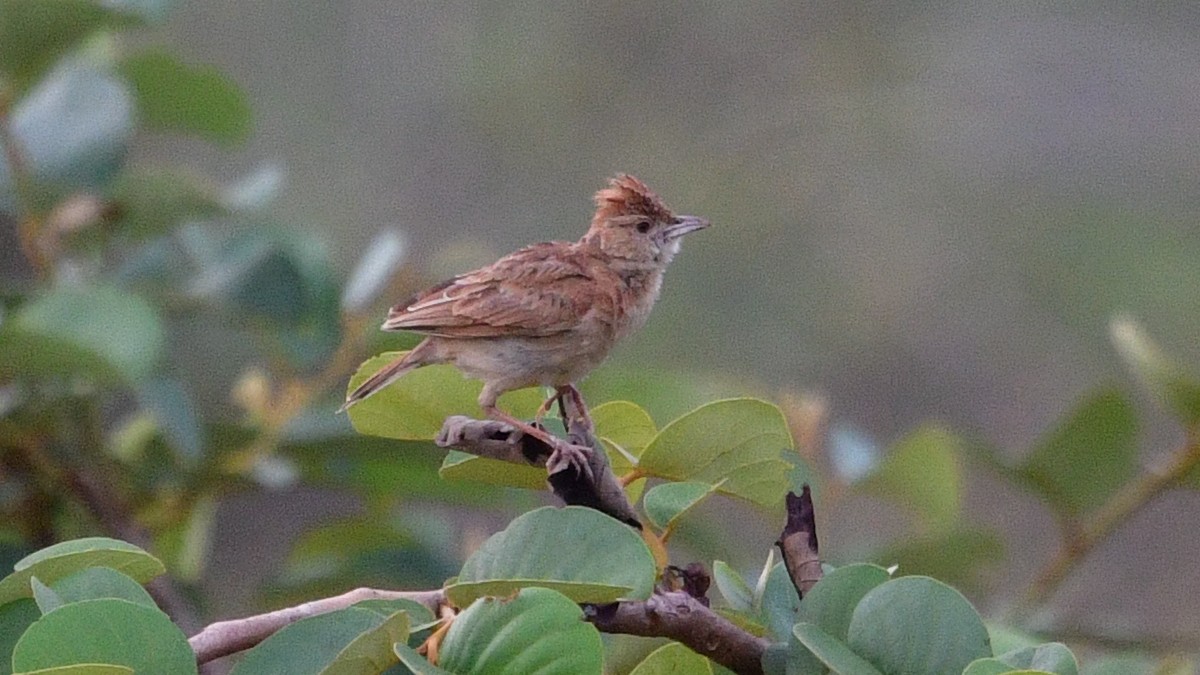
[4,1,1200,671]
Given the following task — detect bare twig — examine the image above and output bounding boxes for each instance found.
[585,591,769,675]
[776,486,822,597]
[1015,432,1200,618]
[189,588,447,664]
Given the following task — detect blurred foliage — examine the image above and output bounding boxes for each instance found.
[3,1,1200,674]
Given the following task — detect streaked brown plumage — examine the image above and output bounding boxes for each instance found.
[341,174,708,450]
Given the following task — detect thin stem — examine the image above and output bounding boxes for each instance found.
[1015,431,1200,618]
[0,82,48,276]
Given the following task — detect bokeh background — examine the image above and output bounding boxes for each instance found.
[5,1,1200,671]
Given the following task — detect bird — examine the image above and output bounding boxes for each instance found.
[340,174,708,455]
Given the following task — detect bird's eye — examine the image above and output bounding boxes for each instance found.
[635,220,651,233]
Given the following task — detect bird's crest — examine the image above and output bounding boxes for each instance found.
[592,174,674,226]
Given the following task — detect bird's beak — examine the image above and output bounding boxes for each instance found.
[661,215,710,241]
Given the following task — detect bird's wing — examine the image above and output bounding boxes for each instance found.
[383,242,608,338]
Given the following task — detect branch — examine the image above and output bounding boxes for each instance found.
[189,588,447,664]
[585,591,769,675]
[435,393,641,528]
[1015,432,1200,618]
[776,486,822,597]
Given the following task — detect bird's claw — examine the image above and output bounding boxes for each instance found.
[547,441,594,483]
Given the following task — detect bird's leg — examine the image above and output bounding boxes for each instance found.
[482,404,593,483]
[560,384,594,433]
[532,390,562,428]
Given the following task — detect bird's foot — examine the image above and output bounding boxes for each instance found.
[547,439,594,484]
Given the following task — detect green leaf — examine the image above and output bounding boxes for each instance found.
[1017,390,1137,516]
[41,567,156,611]
[0,0,139,91]
[137,376,205,462]
[447,506,655,607]
[0,287,164,383]
[798,563,891,642]
[712,560,754,613]
[986,643,1078,675]
[0,538,164,606]
[629,641,713,675]
[229,606,409,675]
[792,622,884,675]
[346,352,541,440]
[2,62,134,209]
[873,527,1004,592]
[11,599,195,674]
[638,398,793,506]
[15,665,134,675]
[644,481,719,530]
[29,578,62,615]
[0,599,40,675]
[855,425,962,533]
[321,611,409,675]
[438,451,548,490]
[108,168,225,242]
[351,599,434,626]
[985,623,1042,656]
[760,636,824,675]
[1111,315,1200,428]
[962,662,1048,675]
[847,576,990,675]
[440,588,603,675]
[761,561,801,642]
[592,400,657,500]
[119,48,252,145]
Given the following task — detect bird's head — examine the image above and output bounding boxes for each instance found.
[582,174,709,266]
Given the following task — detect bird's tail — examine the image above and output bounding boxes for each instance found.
[338,351,421,413]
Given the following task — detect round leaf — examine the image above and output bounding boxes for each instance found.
[592,400,657,500]
[799,563,891,641]
[0,538,164,606]
[792,622,884,675]
[16,665,134,674]
[989,643,1078,675]
[43,567,157,610]
[761,561,801,642]
[712,560,753,613]
[629,641,713,675]
[440,587,603,675]
[229,606,408,675]
[0,598,40,672]
[638,398,793,506]
[592,400,657,456]
[847,576,990,675]
[346,352,541,440]
[12,599,195,674]
[0,288,164,383]
[438,451,547,490]
[643,481,718,530]
[447,506,655,607]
